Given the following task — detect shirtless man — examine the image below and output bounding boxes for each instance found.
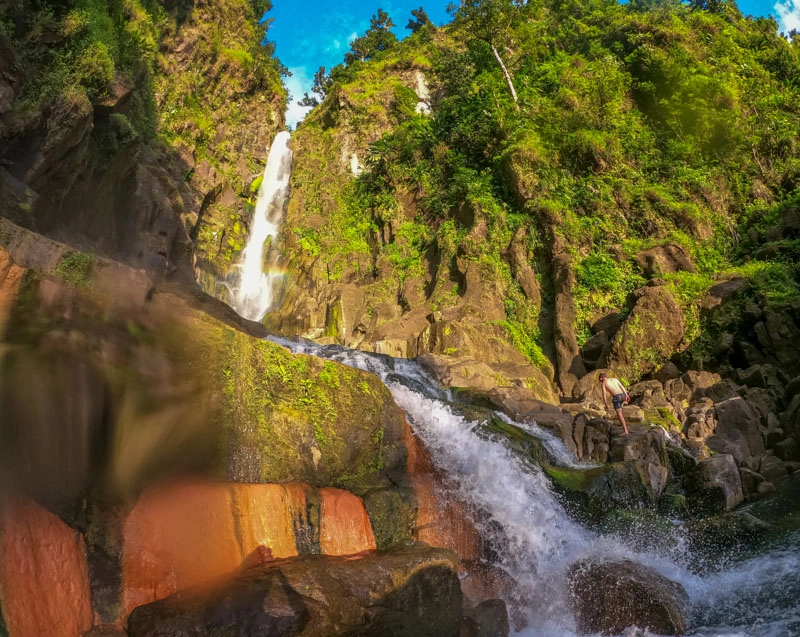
[599,373,630,435]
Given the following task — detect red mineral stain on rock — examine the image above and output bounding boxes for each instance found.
[411,474,482,562]
[404,416,436,475]
[231,483,300,559]
[121,480,242,617]
[0,247,26,334]
[319,488,376,556]
[0,497,93,637]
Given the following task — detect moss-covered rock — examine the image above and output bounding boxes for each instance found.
[0,221,406,501]
[544,461,657,524]
[363,487,418,550]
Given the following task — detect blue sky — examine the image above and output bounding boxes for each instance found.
[267,0,794,128]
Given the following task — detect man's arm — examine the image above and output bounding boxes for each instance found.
[601,383,608,408]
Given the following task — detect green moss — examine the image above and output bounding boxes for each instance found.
[543,464,600,492]
[53,252,94,288]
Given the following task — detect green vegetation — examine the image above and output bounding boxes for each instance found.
[53,251,94,287]
[2,0,165,137]
[290,0,800,376]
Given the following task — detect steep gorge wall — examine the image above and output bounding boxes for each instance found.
[268,3,800,402]
[0,0,285,292]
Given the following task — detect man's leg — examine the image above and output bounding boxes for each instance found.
[616,407,629,435]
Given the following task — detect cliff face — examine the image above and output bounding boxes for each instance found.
[0,0,285,289]
[269,3,800,398]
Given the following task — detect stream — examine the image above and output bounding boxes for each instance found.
[230,133,800,636]
[270,337,800,637]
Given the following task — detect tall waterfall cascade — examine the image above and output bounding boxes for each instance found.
[230,131,293,321]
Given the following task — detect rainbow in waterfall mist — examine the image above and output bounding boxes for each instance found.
[230,131,293,322]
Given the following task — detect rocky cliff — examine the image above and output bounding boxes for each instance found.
[268,2,800,404]
[0,0,286,290]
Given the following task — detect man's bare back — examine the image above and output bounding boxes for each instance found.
[599,373,630,434]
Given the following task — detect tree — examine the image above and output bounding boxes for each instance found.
[298,66,332,107]
[450,0,522,107]
[406,6,432,32]
[344,8,398,64]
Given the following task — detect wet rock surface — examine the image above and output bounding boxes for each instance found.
[126,545,463,637]
[569,559,688,636]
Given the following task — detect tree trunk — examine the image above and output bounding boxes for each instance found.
[491,44,519,108]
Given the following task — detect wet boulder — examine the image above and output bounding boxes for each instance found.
[688,512,772,555]
[544,460,660,524]
[569,559,688,636]
[127,545,463,637]
[461,599,510,637]
[689,454,743,513]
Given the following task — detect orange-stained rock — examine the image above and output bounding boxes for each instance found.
[121,480,242,617]
[319,488,376,556]
[0,497,93,637]
[240,545,276,569]
[0,247,26,335]
[230,483,300,559]
[411,475,482,562]
[404,416,436,475]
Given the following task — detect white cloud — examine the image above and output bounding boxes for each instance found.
[775,0,800,35]
[347,31,358,43]
[283,66,314,129]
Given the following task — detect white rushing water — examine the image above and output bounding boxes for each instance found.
[231,131,293,321]
[269,336,800,637]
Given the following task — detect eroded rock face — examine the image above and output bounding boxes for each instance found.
[569,559,688,636]
[0,220,409,498]
[127,545,463,637]
[0,498,93,637]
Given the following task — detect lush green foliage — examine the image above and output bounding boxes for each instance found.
[300,0,799,363]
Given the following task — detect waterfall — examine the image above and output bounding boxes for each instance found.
[231,131,293,322]
[269,336,800,637]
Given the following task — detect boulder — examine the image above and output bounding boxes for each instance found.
[773,438,800,462]
[418,354,558,406]
[0,498,94,637]
[628,380,668,409]
[0,224,409,497]
[591,312,623,338]
[737,364,787,392]
[739,468,768,500]
[653,361,681,384]
[127,545,463,637]
[635,243,696,278]
[692,454,743,512]
[363,488,418,550]
[759,454,788,482]
[580,330,610,370]
[544,460,659,523]
[462,599,510,637]
[702,277,749,312]
[709,397,765,462]
[607,285,686,381]
[683,399,717,441]
[569,559,688,636]
[688,512,771,555]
